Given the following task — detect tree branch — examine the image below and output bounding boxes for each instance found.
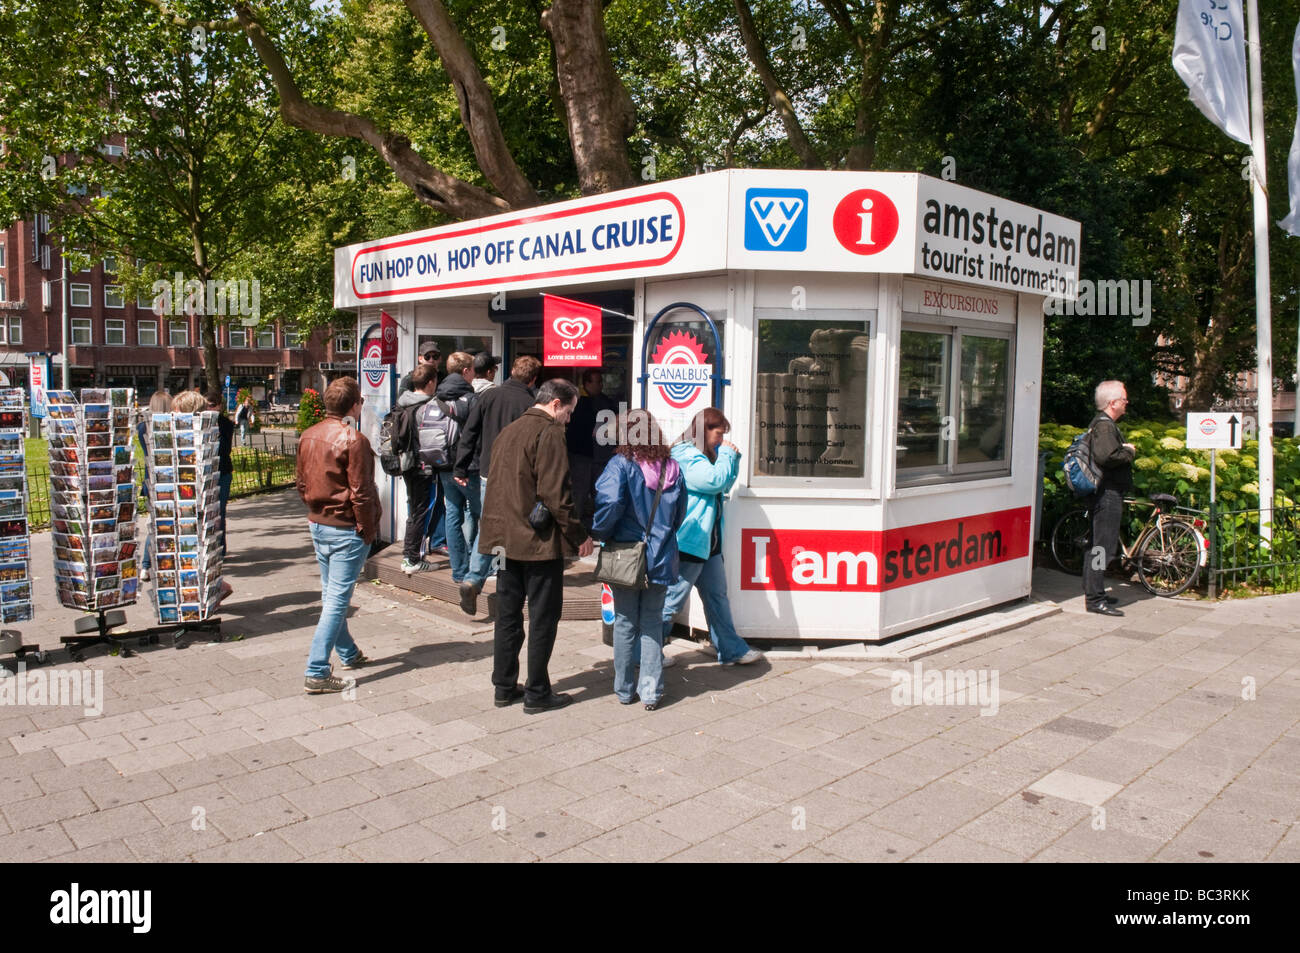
[732,0,823,169]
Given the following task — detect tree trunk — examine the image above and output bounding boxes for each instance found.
[542,0,637,195]
[732,0,822,169]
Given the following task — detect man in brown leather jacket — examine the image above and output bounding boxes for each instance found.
[297,377,381,693]
[476,378,593,713]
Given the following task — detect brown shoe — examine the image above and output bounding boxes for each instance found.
[458,581,481,615]
[304,674,348,694]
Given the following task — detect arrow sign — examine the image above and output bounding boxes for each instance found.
[1186,412,1243,450]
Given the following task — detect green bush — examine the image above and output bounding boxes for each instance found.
[297,388,326,433]
[1040,419,1300,591]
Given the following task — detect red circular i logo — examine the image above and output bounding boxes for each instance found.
[832,189,899,255]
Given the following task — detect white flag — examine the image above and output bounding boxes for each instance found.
[1278,21,1300,237]
[1172,0,1251,146]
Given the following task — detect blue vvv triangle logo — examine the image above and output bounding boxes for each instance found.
[744,187,808,251]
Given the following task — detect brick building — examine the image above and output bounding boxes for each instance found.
[0,216,354,402]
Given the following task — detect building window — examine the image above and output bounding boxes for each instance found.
[138,288,157,310]
[138,320,157,347]
[71,318,92,345]
[103,254,118,274]
[0,317,18,344]
[229,326,248,348]
[99,143,125,157]
[105,319,126,345]
[0,240,6,267]
[335,332,355,354]
[896,321,1013,485]
[104,285,124,308]
[752,310,873,483]
[168,321,189,347]
[70,283,92,308]
[256,327,276,349]
[0,276,6,303]
[284,326,302,349]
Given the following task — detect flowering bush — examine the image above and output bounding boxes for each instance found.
[297,388,326,433]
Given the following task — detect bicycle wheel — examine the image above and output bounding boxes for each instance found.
[1135,519,1201,596]
[1050,507,1091,575]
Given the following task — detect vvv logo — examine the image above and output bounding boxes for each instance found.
[745,188,808,251]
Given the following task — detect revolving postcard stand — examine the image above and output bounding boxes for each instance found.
[144,411,225,634]
[44,389,220,658]
[0,388,43,668]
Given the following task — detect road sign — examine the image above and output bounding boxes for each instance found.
[1186,412,1244,450]
[225,375,231,387]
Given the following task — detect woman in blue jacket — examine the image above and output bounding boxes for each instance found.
[661,408,763,666]
[592,410,687,710]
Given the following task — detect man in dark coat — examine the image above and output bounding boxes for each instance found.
[1083,379,1135,616]
[454,355,540,599]
[471,379,593,713]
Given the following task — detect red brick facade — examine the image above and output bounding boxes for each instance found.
[0,217,355,401]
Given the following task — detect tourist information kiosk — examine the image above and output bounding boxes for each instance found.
[335,170,1080,641]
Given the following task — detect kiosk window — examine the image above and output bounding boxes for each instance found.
[897,322,1013,484]
[753,312,871,480]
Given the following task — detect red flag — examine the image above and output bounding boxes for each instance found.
[543,294,602,366]
[380,310,399,363]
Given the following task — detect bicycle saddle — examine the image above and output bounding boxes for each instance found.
[1149,493,1178,511]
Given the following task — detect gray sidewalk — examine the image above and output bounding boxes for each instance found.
[1,488,1296,862]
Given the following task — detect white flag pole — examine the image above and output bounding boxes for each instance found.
[1246,0,1274,544]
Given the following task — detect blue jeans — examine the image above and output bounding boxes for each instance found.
[463,478,496,587]
[304,522,368,678]
[613,582,667,704]
[439,471,481,582]
[662,554,750,663]
[239,421,250,446]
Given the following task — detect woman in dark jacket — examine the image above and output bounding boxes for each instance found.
[591,410,687,710]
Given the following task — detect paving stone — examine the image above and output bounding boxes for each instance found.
[351,784,448,832]
[353,759,440,798]
[220,764,314,804]
[908,833,1022,862]
[123,719,203,750]
[124,822,229,862]
[582,819,690,862]
[430,832,539,863]
[191,831,302,863]
[3,787,97,831]
[346,822,454,862]
[816,821,925,862]
[1027,769,1123,808]
[417,745,499,778]
[53,733,136,767]
[276,808,380,856]
[0,825,80,862]
[63,802,161,849]
[45,839,138,863]
[1155,805,1290,862]
[283,776,377,817]
[8,723,88,754]
[956,809,1064,859]
[290,749,376,784]
[159,753,247,791]
[108,742,194,776]
[1053,819,1165,862]
[867,781,1003,842]
[84,771,175,811]
[207,795,307,840]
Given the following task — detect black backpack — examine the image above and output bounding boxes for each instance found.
[378,405,418,476]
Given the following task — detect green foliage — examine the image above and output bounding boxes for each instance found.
[297,388,326,433]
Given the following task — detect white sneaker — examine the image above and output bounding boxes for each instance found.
[661,653,677,668]
[723,648,764,666]
[400,559,435,575]
[141,569,152,582]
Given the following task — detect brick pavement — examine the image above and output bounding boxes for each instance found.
[1,488,1296,862]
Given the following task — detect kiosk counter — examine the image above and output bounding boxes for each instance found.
[335,170,1081,642]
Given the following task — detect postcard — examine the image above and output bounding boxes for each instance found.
[158,587,178,606]
[159,606,179,623]
[0,602,32,623]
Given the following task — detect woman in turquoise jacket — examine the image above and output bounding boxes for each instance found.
[661,408,763,667]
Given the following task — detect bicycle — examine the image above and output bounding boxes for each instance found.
[1050,493,1208,597]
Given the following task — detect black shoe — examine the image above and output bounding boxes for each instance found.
[458,581,481,616]
[494,686,525,708]
[523,692,572,714]
[1104,595,1119,605]
[1087,603,1124,617]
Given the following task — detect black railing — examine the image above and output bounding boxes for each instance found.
[1206,501,1300,597]
[25,447,297,530]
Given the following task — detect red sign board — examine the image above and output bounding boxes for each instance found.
[543,294,602,366]
[741,507,1032,592]
[380,310,399,363]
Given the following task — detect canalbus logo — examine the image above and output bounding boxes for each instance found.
[359,340,387,388]
[648,330,711,410]
[49,884,151,933]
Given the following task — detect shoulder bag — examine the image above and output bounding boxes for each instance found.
[594,461,666,590]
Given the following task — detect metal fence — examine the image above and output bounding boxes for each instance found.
[25,447,297,530]
[1206,501,1300,597]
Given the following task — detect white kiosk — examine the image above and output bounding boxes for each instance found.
[335,170,1080,642]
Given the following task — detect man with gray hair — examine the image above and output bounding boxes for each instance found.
[1083,380,1136,616]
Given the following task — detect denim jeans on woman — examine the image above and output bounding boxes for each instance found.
[304,522,369,678]
[613,582,668,705]
[661,553,750,663]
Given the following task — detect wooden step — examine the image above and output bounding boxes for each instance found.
[364,548,603,620]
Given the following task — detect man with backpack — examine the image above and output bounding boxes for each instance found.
[1082,380,1136,616]
[435,352,479,582]
[390,364,450,574]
